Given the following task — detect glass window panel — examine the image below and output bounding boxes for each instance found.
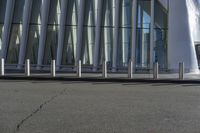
[26,0,42,64]
[6,24,22,64]
[62,0,78,65]
[43,0,61,65]
[43,25,59,65]
[0,0,6,23]
[136,0,151,68]
[6,0,25,64]
[154,0,168,69]
[81,0,97,65]
[26,25,41,64]
[0,0,7,56]
[62,26,77,65]
[30,0,42,24]
[99,0,116,67]
[118,0,132,68]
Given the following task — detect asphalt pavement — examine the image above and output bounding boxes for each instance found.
[0,80,200,133]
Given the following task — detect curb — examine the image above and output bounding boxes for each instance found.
[0,76,200,84]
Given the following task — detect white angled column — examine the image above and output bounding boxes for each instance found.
[25,59,30,77]
[18,0,33,68]
[112,0,120,72]
[77,60,81,78]
[1,0,15,59]
[51,60,56,77]
[93,0,103,71]
[131,0,137,72]
[37,0,51,68]
[0,58,5,76]
[150,0,155,70]
[76,0,85,66]
[56,0,68,67]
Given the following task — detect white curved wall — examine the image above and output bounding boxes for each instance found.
[168,0,199,73]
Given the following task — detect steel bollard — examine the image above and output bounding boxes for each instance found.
[0,58,4,76]
[179,62,184,80]
[128,60,133,79]
[77,60,81,78]
[103,60,107,78]
[51,60,56,77]
[153,62,158,80]
[25,59,30,77]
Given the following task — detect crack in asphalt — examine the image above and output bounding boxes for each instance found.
[14,88,68,133]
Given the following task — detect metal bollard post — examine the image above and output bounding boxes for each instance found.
[77,60,81,78]
[103,60,107,78]
[179,62,184,80]
[128,60,133,79]
[0,58,4,76]
[153,62,158,80]
[51,60,56,77]
[25,59,30,77]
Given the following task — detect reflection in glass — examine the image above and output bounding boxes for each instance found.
[136,0,151,68]
[43,0,61,65]
[118,0,132,67]
[6,0,25,64]
[26,0,42,64]
[99,0,116,67]
[154,0,168,69]
[81,0,97,65]
[0,0,7,56]
[62,0,78,65]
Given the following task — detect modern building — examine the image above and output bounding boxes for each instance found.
[0,0,200,73]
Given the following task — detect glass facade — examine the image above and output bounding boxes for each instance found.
[99,0,116,67]
[6,0,25,64]
[81,0,97,66]
[43,0,61,65]
[118,0,133,67]
[154,0,168,69]
[0,0,7,57]
[1,0,168,71]
[136,0,151,69]
[26,0,42,64]
[62,0,79,65]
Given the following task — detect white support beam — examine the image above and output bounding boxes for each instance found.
[93,0,103,71]
[76,0,85,66]
[150,0,155,70]
[18,0,33,68]
[131,0,137,72]
[56,0,68,68]
[1,0,15,59]
[112,0,120,72]
[37,0,51,69]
